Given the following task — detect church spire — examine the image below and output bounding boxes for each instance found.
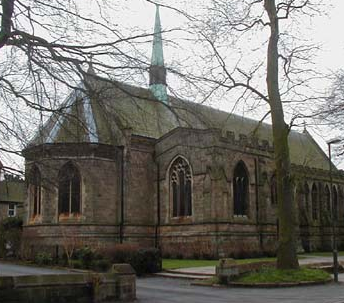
[149,5,168,104]
[87,54,95,76]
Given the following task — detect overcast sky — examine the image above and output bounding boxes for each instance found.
[124,0,344,166]
[118,0,344,71]
[3,0,344,170]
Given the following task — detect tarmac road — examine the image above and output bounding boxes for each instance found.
[2,262,344,303]
[136,276,344,303]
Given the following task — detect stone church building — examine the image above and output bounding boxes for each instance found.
[22,6,344,258]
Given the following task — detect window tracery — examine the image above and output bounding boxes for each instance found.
[170,157,192,217]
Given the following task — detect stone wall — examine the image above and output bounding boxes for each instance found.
[23,143,119,224]
[22,144,121,251]
[21,224,120,259]
[154,128,344,257]
[155,128,274,225]
[0,270,136,303]
[158,222,277,258]
[20,129,344,259]
[124,136,156,226]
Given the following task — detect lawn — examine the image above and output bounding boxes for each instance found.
[234,267,330,283]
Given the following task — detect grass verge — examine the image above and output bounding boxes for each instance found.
[162,257,277,270]
[234,267,330,284]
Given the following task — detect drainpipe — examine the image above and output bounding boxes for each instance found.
[155,162,161,248]
[254,157,262,247]
[118,146,125,244]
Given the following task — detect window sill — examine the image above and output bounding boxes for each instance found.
[170,216,193,224]
[58,213,82,222]
[233,215,249,221]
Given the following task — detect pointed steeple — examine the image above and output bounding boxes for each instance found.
[149,5,168,104]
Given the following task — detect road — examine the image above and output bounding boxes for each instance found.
[136,277,344,303]
[0,262,73,276]
[2,262,344,303]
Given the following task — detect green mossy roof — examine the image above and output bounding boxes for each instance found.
[27,79,330,171]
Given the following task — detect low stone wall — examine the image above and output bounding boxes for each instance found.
[0,265,136,303]
[216,259,275,283]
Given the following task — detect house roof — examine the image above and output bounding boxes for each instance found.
[26,77,330,171]
[0,178,25,204]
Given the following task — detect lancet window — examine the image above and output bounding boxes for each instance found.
[58,162,81,217]
[170,157,192,217]
[233,161,249,216]
[29,166,42,217]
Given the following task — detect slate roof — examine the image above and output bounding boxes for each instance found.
[0,179,25,204]
[26,77,330,171]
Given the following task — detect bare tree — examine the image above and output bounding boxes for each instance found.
[318,70,344,150]
[185,0,326,269]
[264,0,298,269]
[1,0,328,269]
[0,0,159,173]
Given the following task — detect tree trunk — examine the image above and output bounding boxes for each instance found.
[0,0,15,48]
[264,0,299,269]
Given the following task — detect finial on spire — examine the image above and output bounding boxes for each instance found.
[87,54,95,75]
[149,4,168,104]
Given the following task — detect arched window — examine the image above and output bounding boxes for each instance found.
[311,184,318,220]
[333,186,338,220]
[29,166,42,217]
[233,161,249,216]
[58,163,81,217]
[304,183,310,213]
[169,157,192,217]
[325,185,331,215]
[270,174,277,205]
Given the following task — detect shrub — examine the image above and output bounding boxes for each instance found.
[2,217,23,229]
[134,248,162,275]
[101,244,161,276]
[34,252,53,265]
[70,259,83,269]
[92,259,111,272]
[74,246,97,269]
[68,246,111,272]
[0,217,23,258]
